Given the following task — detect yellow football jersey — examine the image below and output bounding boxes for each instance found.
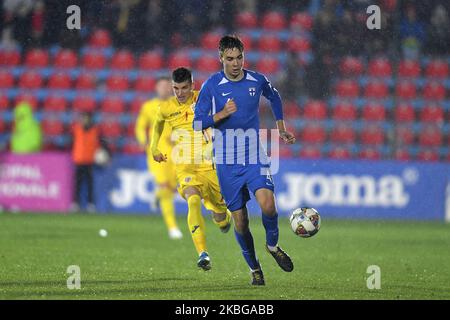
[156,91,213,171]
[135,98,173,155]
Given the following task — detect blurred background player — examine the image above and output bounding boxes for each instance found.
[151,67,232,271]
[194,35,296,285]
[135,76,183,240]
[71,112,101,213]
[10,102,42,154]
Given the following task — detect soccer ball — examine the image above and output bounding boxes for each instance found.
[289,207,321,238]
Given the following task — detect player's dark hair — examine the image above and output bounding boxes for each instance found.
[156,76,171,83]
[172,67,193,83]
[219,35,244,54]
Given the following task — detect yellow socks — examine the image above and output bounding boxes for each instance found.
[157,188,178,231]
[187,194,207,254]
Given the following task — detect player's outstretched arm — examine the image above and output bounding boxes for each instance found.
[150,118,167,162]
[135,107,149,150]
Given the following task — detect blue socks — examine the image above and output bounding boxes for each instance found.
[262,212,279,247]
[234,228,260,270]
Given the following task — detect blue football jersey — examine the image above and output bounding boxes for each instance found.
[193,69,283,165]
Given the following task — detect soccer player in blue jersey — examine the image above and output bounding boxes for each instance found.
[193,35,296,285]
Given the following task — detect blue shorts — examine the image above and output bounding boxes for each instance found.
[215,163,275,212]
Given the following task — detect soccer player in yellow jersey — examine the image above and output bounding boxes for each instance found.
[151,67,231,270]
[135,77,183,240]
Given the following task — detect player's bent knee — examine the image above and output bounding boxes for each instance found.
[261,201,277,216]
[187,194,201,207]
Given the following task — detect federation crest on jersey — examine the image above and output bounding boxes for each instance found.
[185,177,192,183]
[249,87,256,96]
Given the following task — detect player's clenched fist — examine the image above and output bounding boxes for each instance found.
[223,98,237,115]
[153,150,167,162]
[279,130,296,144]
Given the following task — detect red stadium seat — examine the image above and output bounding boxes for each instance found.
[47,72,72,90]
[395,81,416,100]
[279,145,294,158]
[394,148,412,161]
[0,71,14,88]
[290,12,313,30]
[395,125,415,145]
[398,60,420,78]
[422,82,446,101]
[42,119,64,136]
[134,75,156,92]
[360,125,385,145]
[368,58,392,77]
[138,51,163,70]
[394,103,415,123]
[100,122,122,138]
[335,79,359,98]
[14,93,38,109]
[101,97,125,114]
[332,101,357,121]
[110,50,135,70]
[287,36,311,53]
[0,119,6,133]
[125,122,136,137]
[261,11,286,30]
[364,81,388,99]
[0,93,9,110]
[235,11,258,29]
[201,33,222,50]
[420,104,444,123]
[75,73,97,90]
[130,95,149,114]
[299,145,322,159]
[425,60,449,78]
[196,55,220,73]
[258,35,281,53]
[82,51,106,69]
[24,49,49,68]
[283,101,301,117]
[0,49,21,66]
[122,142,143,154]
[330,125,356,144]
[54,49,78,68]
[89,29,112,48]
[329,146,351,159]
[238,34,253,50]
[18,71,43,89]
[340,56,364,77]
[418,125,442,147]
[72,95,96,112]
[106,74,129,91]
[168,53,192,69]
[417,149,440,162]
[359,148,381,160]
[43,95,68,111]
[256,56,280,74]
[300,124,326,143]
[361,102,386,121]
[303,100,327,120]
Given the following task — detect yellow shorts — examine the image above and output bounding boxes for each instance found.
[176,166,227,213]
[148,155,177,189]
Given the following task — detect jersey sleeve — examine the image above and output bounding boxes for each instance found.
[261,75,283,121]
[193,81,215,130]
[134,102,150,146]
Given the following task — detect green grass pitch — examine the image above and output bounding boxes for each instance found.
[0,212,449,300]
